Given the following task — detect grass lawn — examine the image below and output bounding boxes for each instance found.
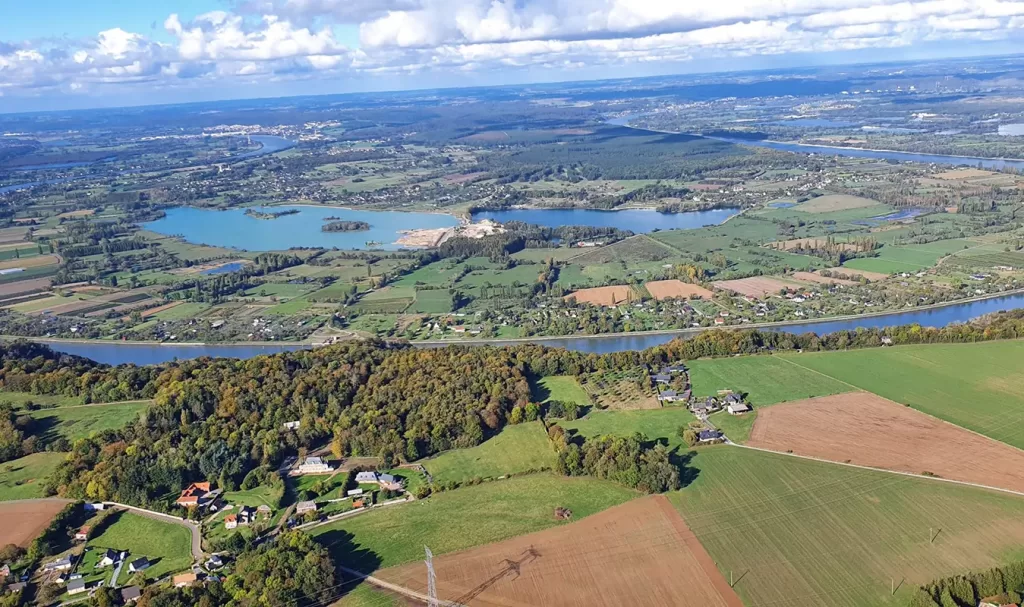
[843,238,974,274]
[0,391,85,408]
[311,473,638,572]
[152,302,212,321]
[422,422,553,484]
[560,408,695,450]
[778,340,1024,449]
[531,375,591,405]
[87,511,192,584]
[408,289,453,314]
[335,583,401,607]
[671,446,1024,607]
[223,485,282,510]
[0,452,65,500]
[28,400,152,443]
[708,409,757,444]
[687,356,852,406]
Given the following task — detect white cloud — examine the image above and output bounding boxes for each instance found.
[2,0,1024,100]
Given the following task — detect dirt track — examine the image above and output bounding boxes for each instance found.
[748,393,1024,494]
[376,495,743,607]
[0,499,69,547]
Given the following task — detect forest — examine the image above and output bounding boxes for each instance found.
[3,309,1024,507]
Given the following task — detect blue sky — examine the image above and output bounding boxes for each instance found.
[1,0,1023,112]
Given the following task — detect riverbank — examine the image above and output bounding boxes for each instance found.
[757,138,1024,163]
[11,287,1024,351]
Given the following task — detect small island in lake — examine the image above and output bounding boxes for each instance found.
[322,220,371,232]
[245,208,300,220]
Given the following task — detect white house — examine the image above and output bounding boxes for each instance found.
[295,501,317,515]
[67,579,87,595]
[727,402,752,415]
[297,456,333,474]
[355,471,378,483]
[97,549,119,568]
[128,558,150,573]
[282,421,300,430]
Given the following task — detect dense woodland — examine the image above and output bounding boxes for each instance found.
[3,310,1024,506]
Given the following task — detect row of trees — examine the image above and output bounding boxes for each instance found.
[909,560,1024,607]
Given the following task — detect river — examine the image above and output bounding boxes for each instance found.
[470,208,736,232]
[37,291,1024,364]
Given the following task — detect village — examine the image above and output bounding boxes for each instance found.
[651,363,752,446]
[8,454,419,605]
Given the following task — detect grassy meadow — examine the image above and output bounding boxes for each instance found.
[28,400,152,443]
[422,422,553,484]
[779,340,1024,449]
[310,473,638,571]
[87,511,193,584]
[560,408,694,450]
[687,356,852,406]
[671,447,1024,607]
[531,375,591,405]
[0,452,65,500]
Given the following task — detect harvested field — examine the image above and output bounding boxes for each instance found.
[0,499,68,547]
[0,277,51,297]
[747,392,1024,494]
[0,254,60,271]
[462,131,510,143]
[377,495,742,607]
[565,285,634,306]
[768,238,861,252]
[645,279,714,300]
[712,276,797,298]
[444,172,487,184]
[796,194,880,213]
[820,266,889,281]
[138,301,184,318]
[790,271,858,286]
[0,228,29,244]
[934,168,997,180]
[56,209,96,219]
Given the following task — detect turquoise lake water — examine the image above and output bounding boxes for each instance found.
[470,208,736,232]
[143,205,460,251]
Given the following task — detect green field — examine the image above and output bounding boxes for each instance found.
[560,408,694,450]
[687,356,852,406]
[779,340,1024,449]
[87,511,192,584]
[422,422,553,484]
[0,391,85,407]
[0,452,65,500]
[311,473,638,571]
[531,375,591,405]
[671,447,1024,607]
[407,289,453,314]
[843,238,974,273]
[335,584,401,607]
[708,409,757,444]
[28,400,152,442]
[224,484,283,510]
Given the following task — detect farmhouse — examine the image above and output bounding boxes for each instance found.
[663,365,687,374]
[699,430,724,443]
[297,456,333,474]
[256,504,272,516]
[75,526,90,542]
[175,481,214,507]
[173,573,198,588]
[296,501,318,514]
[121,587,142,603]
[355,471,379,483]
[224,514,238,530]
[84,503,106,512]
[128,558,150,573]
[282,420,300,430]
[652,374,672,384]
[67,579,87,595]
[347,488,364,497]
[727,402,752,415]
[43,556,73,572]
[97,549,120,568]
[657,390,684,403]
[206,555,224,570]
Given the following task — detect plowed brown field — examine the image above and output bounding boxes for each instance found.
[821,267,889,281]
[0,500,68,547]
[376,495,742,607]
[564,285,633,306]
[791,271,858,286]
[645,279,714,300]
[748,393,1024,494]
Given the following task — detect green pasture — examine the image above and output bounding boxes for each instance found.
[422,422,553,484]
[0,452,65,500]
[560,408,695,450]
[28,400,152,443]
[687,355,852,406]
[531,375,590,405]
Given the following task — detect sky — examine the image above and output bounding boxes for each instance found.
[2,0,1024,112]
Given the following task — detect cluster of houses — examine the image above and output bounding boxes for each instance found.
[0,563,26,596]
[224,504,272,529]
[40,545,151,598]
[690,392,751,417]
[654,364,692,403]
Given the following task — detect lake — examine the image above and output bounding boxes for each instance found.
[232,135,295,160]
[470,208,736,233]
[39,291,1024,364]
[143,205,460,251]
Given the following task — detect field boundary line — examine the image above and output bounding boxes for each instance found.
[772,355,863,392]
[337,564,463,607]
[774,353,1024,453]
[730,443,1024,499]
